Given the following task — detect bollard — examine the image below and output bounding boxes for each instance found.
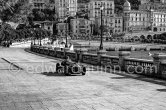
[152,53,166,77]
[75,49,87,62]
[63,48,70,59]
[119,51,131,71]
[74,49,79,62]
[97,50,107,66]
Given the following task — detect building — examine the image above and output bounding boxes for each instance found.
[123,0,166,33]
[89,0,115,21]
[140,0,150,4]
[55,0,77,22]
[56,23,68,36]
[30,0,55,11]
[95,15,123,34]
[139,0,166,12]
[114,16,123,34]
[31,0,47,11]
[41,21,54,34]
[88,0,123,35]
[70,18,93,38]
[77,2,89,13]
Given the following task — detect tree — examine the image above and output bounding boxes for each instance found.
[0,0,29,41]
[0,23,17,41]
[0,0,28,23]
[37,11,45,21]
[27,13,34,27]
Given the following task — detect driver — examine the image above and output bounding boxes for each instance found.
[65,56,72,65]
[62,56,72,66]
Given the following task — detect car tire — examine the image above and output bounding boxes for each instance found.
[82,72,86,75]
[56,63,60,72]
[64,66,71,76]
[57,67,64,74]
[82,67,86,76]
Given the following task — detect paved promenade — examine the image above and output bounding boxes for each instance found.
[0,48,166,110]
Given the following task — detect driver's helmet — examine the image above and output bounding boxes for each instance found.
[65,56,69,59]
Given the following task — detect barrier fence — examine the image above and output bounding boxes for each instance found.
[31,45,166,79]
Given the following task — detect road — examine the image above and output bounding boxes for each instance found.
[0,48,166,110]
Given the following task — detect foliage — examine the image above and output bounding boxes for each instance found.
[0,0,28,23]
[32,8,56,21]
[27,13,34,26]
[0,27,50,42]
[0,23,17,41]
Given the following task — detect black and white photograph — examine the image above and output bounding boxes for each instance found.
[0,0,166,109]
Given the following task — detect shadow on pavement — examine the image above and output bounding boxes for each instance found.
[41,72,65,77]
[110,72,166,86]
[111,75,145,79]
[111,76,129,79]
[157,89,166,92]
[40,72,80,77]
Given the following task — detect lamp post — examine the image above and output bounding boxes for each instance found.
[90,21,94,46]
[65,16,69,48]
[30,30,33,45]
[33,28,36,45]
[99,5,104,50]
[39,25,42,46]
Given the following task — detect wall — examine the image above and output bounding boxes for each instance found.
[31,45,166,79]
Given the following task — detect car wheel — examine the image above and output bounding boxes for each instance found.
[57,67,64,74]
[64,66,71,76]
[82,67,86,75]
[82,72,86,75]
[56,63,60,72]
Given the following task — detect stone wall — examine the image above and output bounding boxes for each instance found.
[31,45,166,79]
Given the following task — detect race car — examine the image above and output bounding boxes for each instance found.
[56,59,86,76]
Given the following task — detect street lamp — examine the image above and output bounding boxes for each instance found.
[39,25,42,46]
[65,16,69,48]
[90,21,94,46]
[30,30,33,45]
[99,5,104,50]
[33,28,36,45]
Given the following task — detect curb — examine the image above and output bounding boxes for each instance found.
[24,48,64,62]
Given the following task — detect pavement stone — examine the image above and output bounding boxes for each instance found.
[0,48,166,110]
